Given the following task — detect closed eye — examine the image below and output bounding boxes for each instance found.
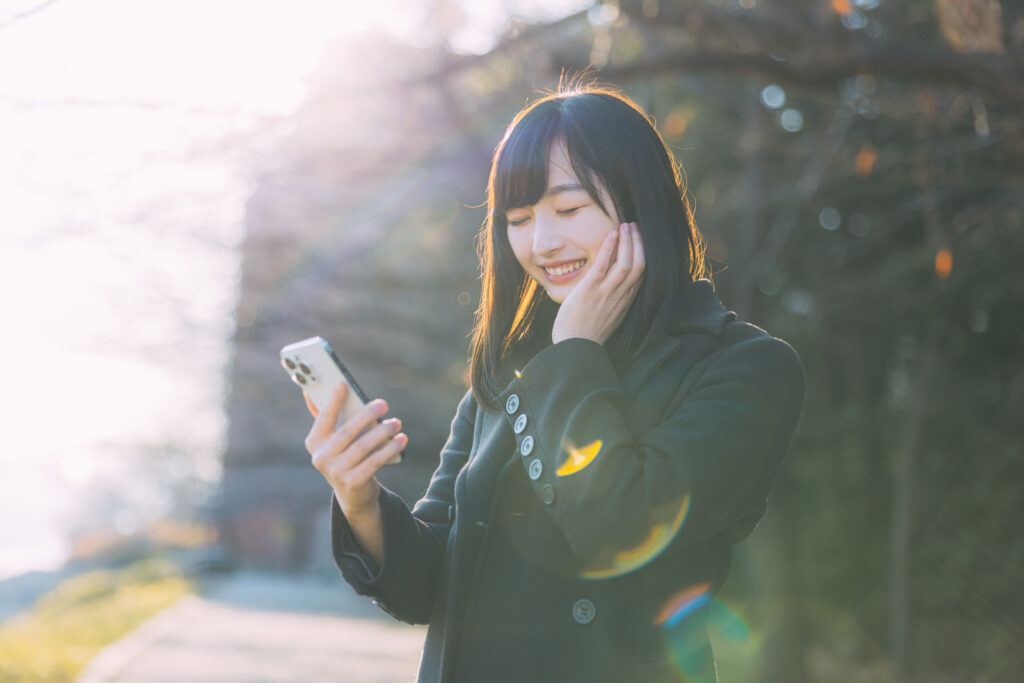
[506,204,587,226]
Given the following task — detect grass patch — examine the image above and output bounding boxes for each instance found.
[0,557,194,682]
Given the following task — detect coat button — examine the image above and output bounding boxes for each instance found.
[520,435,534,456]
[514,413,528,434]
[528,458,543,480]
[541,484,556,505]
[572,599,596,624]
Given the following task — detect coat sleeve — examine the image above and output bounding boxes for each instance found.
[330,388,476,624]
[500,334,805,572]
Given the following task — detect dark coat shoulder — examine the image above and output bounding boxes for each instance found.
[330,279,805,682]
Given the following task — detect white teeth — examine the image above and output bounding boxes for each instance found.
[543,259,586,276]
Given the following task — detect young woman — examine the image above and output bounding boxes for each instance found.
[303,83,805,683]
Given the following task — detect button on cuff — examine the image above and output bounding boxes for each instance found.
[541,483,556,505]
[514,413,528,434]
[528,458,543,480]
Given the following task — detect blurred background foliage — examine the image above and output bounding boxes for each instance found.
[221,1,1024,681]
[0,558,192,681]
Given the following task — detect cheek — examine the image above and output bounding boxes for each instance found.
[506,230,533,269]
[571,208,619,254]
[582,224,617,256]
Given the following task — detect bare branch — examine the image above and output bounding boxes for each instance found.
[571,47,1024,106]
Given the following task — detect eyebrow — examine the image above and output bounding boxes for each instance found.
[544,183,586,198]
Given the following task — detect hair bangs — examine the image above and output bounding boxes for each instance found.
[471,83,710,411]
[493,110,564,217]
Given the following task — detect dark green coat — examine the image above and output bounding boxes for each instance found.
[331,279,805,682]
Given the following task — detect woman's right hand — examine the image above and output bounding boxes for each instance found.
[303,382,408,518]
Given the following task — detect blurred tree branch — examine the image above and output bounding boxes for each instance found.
[587,46,1024,107]
[396,4,1024,107]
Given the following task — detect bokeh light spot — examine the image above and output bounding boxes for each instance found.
[849,213,872,237]
[819,207,841,231]
[780,108,804,132]
[759,84,785,110]
[969,309,989,333]
[855,145,877,176]
[841,9,868,30]
[832,0,853,14]
[935,248,953,278]
[664,106,694,139]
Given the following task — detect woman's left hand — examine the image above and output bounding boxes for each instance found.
[551,222,645,345]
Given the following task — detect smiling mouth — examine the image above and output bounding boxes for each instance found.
[542,259,587,277]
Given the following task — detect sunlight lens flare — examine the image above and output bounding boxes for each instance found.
[656,589,755,683]
[580,494,691,580]
[557,439,602,476]
[705,598,752,643]
[653,582,712,628]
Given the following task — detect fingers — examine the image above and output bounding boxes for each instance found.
[315,419,407,488]
[310,382,347,440]
[590,228,620,280]
[303,391,319,418]
[348,417,403,464]
[629,222,645,284]
[348,432,408,483]
[305,384,345,453]
[607,223,634,287]
[320,398,389,459]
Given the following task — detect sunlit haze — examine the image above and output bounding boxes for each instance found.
[0,0,435,580]
[0,0,591,580]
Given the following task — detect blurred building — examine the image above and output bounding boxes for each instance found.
[217,33,499,573]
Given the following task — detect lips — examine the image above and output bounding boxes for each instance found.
[541,259,586,277]
[540,258,587,284]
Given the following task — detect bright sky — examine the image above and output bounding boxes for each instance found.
[0,0,590,579]
[0,0,412,579]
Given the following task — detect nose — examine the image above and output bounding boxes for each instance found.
[532,213,565,257]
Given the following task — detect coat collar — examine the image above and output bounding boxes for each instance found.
[618,279,735,391]
[664,278,736,338]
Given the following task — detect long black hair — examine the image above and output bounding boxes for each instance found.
[469,81,709,410]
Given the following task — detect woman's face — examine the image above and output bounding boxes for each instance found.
[505,138,621,304]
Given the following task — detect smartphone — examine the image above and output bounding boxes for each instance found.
[280,336,403,465]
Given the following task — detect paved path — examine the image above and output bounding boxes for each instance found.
[76,571,426,683]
